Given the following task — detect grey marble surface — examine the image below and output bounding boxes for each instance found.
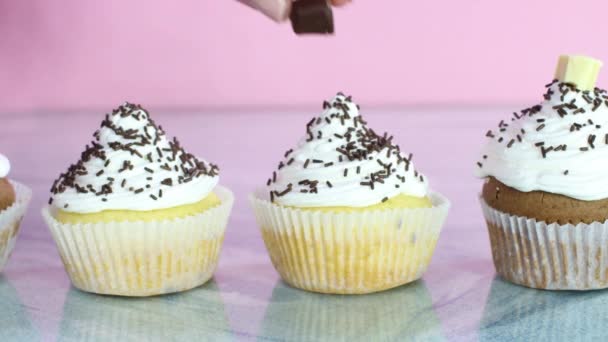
[2,108,608,341]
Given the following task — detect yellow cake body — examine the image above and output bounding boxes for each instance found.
[254,193,447,294]
[45,191,232,297]
[54,193,221,224]
[296,193,432,213]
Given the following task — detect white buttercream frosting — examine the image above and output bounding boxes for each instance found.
[0,154,9,178]
[475,80,608,201]
[51,103,219,213]
[267,93,428,207]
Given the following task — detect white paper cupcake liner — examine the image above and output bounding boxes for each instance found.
[0,181,32,272]
[250,191,450,294]
[42,185,233,297]
[481,197,608,290]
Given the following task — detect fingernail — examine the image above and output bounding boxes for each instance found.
[255,0,292,22]
[331,0,352,6]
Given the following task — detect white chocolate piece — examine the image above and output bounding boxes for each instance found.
[554,55,603,91]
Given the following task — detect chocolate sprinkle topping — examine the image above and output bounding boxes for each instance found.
[478,80,608,169]
[266,94,425,203]
[49,103,219,208]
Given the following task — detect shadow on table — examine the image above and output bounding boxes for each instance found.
[480,276,608,341]
[57,280,230,341]
[0,275,39,340]
[259,280,443,342]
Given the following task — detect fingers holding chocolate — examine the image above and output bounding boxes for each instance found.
[239,0,292,22]
[330,0,351,6]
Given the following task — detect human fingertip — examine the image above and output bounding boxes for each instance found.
[330,0,351,7]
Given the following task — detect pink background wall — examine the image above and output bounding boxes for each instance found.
[2,0,608,113]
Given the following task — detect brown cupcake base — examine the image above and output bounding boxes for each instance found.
[481,197,608,290]
[0,179,15,211]
[482,177,608,225]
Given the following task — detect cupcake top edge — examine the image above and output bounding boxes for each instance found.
[266,92,428,208]
[0,154,9,178]
[50,102,219,213]
[475,55,608,201]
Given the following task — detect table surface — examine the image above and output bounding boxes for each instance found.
[3,107,608,342]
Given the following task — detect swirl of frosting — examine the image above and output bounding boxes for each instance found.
[475,80,608,200]
[0,154,10,178]
[266,93,428,207]
[50,103,219,213]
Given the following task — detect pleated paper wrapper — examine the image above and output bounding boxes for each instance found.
[251,191,450,294]
[42,186,233,297]
[0,181,32,272]
[481,197,608,290]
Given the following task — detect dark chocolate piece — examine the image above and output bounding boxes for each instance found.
[290,0,334,34]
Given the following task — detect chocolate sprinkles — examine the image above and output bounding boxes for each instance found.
[479,79,608,170]
[49,102,219,207]
[266,94,424,202]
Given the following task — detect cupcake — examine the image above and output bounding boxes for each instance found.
[476,55,608,290]
[42,103,233,297]
[250,93,450,294]
[0,153,32,272]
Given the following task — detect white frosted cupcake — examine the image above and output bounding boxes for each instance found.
[251,93,450,294]
[476,55,608,290]
[42,103,233,297]
[0,153,32,272]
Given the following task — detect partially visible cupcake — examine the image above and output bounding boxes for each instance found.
[251,93,450,294]
[476,55,608,290]
[42,103,233,297]
[0,153,32,272]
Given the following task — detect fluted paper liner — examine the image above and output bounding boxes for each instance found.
[0,181,32,272]
[481,197,608,290]
[42,186,233,297]
[251,191,450,294]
